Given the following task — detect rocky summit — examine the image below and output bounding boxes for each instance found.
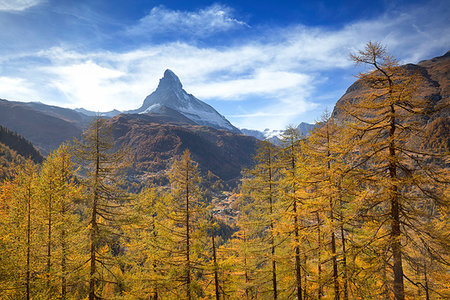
[128,69,240,133]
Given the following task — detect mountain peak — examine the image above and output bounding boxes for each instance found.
[158,69,182,90]
[130,69,240,133]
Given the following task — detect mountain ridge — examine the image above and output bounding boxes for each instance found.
[128,69,241,133]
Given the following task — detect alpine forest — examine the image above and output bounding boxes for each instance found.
[0,43,448,300]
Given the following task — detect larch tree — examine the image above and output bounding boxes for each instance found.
[303,111,357,299]
[0,160,40,299]
[239,141,280,299]
[73,116,130,300]
[340,42,449,299]
[38,143,84,299]
[164,149,208,299]
[124,187,168,299]
[277,126,306,300]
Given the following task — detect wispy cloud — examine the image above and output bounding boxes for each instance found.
[127,4,248,37]
[0,0,41,11]
[0,1,448,130]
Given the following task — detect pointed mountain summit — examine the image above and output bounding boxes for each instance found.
[129,69,240,133]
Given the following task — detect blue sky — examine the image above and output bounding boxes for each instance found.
[0,0,449,130]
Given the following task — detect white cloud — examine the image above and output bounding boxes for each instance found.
[191,71,312,99]
[0,77,36,100]
[0,1,448,130]
[43,61,127,110]
[127,4,248,37]
[0,0,41,11]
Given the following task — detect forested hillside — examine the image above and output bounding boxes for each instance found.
[0,125,43,163]
[0,43,448,300]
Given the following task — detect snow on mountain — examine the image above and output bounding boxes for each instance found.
[241,122,317,143]
[75,108,121,118]
[129,69,240,133]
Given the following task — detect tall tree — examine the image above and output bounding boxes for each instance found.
[240,141,280,299]
[278,126,305,299]
[125,187,166,299]
[342,42,449,299]
[73,117,130,300]
[0,160,40,299]
[38,143,84,299]
[164,149,207,299]
[304,111,356,299]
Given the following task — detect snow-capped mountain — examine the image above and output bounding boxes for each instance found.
[128,69,240,133]
[241,122,317,143]
[74,108,121,118]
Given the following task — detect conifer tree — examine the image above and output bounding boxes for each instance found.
[303,111,357,299]
[73,116,130,300]
[227,194,261,299]
[0,160,39,299]
[341,42,449,299]
[277,126,305,299]
[163,149,208,299]
[38,143,84,299]
[125,187,167,299]
[239,141,280,299]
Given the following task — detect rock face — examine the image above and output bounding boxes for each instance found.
[332,50,449,151]
[129,70,240,133]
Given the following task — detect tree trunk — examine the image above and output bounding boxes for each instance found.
[26,184,31,300]
[389,103,404,300]
[317,212,322,299]
[243,231,250,300]
[294,201,302,300]
[291,147,302,300]
[47,194,52,298]
[326,125,339,300]
[212,216,220,300]
[185,161,191,300]
[330,201,339,300]
[424,263,429,300]
[89,130,100,300]
[268,150,277,299]
[339,195,348,300]
[61,219,67,299]
[61,157,67,300]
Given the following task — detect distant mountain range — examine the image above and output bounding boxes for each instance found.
[0,50,448,183]
[0,70,261,183]
[74,69,240,133]
[241,122,317,143]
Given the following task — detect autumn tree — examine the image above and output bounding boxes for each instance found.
[277,126,306,299]
[0,160,39,299]
[73,116,130,299]
[163,149,208,299]
[303,111,359,299]
[340,42,449,299]
[124,187,168,299]
[239,141,281,299]
[38,143,84,299]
